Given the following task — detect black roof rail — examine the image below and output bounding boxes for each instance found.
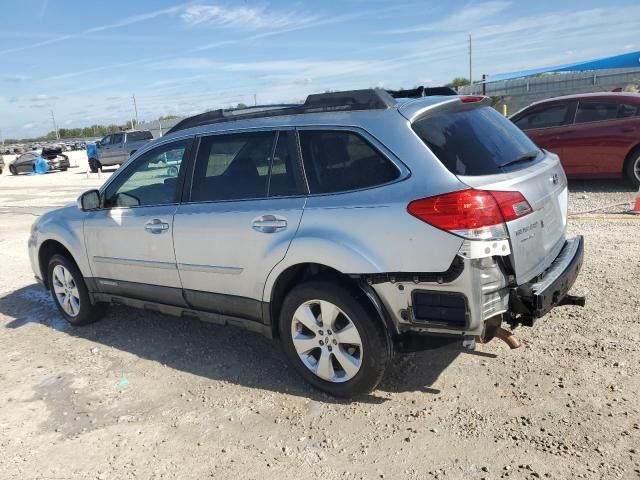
[165,88,396,135]
[386,86,458,98]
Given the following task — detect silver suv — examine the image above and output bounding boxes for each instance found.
[28,89,585,397]
[88,130,153,172]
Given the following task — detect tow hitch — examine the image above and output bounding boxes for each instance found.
[558,294,586,307]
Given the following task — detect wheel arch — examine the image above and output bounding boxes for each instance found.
[623,142,640,178]
[38,239,81,290]
[266,262,398,343]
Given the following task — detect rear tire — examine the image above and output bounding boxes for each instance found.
[624,151,640,188]
[279,279,389,397]
[89,159,101,173]
[59,167,68,172]
[47,254,107,326]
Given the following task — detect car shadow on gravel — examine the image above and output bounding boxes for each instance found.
[567,179,635,193]
[1,284,472,402]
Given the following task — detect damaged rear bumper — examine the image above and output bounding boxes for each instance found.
[368,235,585,349]
[509,235,585,325]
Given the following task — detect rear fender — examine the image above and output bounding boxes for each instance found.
[262,237,383,303]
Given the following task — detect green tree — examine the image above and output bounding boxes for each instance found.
[446,77,471,89]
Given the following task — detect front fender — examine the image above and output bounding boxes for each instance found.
[30,205,90,280]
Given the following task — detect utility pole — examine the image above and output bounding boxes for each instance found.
[254,93,257,106]
[0,128,3,146]
[468,34,473,94]
[132,93,139,127]
[50,110,59,141]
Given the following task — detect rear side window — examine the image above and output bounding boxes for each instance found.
[575,102,619,124]
[413,104,540,176]
[299,130,399,194]
[127,131,153,141]
[514,104,570,129]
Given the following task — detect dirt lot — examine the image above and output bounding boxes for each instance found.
[1,151,639,479]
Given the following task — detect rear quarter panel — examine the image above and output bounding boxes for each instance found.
[561,116,640,176]
[264,112,469,301]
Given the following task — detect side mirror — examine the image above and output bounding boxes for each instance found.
[77,189,101,211]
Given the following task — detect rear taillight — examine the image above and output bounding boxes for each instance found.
[459,95,486,103]
[489,190,532,221]
[407,189,532,240]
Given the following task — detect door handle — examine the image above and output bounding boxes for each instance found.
[252,214,287,233]
[621,127,634,133]
[145,219,170,234]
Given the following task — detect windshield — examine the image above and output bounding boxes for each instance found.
[412,104,540,176]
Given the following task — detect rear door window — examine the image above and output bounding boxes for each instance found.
[298,130,400,194]
[514,103,571,129]
[413,104,540,176]
[268,131,305,197]
[111,133,124,145]
[575,102,620,124]
[617,103,639,118]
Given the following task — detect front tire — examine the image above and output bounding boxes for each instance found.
[9,164,17,175]
[624,151,640,188]
[47,254,106,326]
[279,280,390,397]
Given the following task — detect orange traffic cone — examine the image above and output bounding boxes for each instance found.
[631,186,640,215]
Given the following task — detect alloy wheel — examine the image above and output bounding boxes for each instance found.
[290,299,363,383]
[52,265,81,317]
[634,156,640,183]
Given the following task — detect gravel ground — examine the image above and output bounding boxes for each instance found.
[1,151,639,479]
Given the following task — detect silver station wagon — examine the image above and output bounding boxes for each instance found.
[28,89,585,397]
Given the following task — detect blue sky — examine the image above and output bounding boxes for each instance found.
[0,0,638,138]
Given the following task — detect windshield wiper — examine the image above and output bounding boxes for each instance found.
[500,150,540,168]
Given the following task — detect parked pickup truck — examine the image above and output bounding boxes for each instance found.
[88,130,153,172]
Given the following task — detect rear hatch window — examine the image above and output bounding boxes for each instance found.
[412,104,541,176]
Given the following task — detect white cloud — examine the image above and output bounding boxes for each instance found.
[0,5,182,56]
[181,3,317,30]
[2,73,30,82]
[22,123,34,129]
[384,1,511,34]
[31,94,57,101]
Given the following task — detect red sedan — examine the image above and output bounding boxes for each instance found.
[510,93,640,186]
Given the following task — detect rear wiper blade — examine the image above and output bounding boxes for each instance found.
[500,151,540,168]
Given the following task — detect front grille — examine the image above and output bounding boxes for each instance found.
[412,290,468,327]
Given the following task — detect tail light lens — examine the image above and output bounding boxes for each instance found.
[407,189,532,240]
[459,95,486,103]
